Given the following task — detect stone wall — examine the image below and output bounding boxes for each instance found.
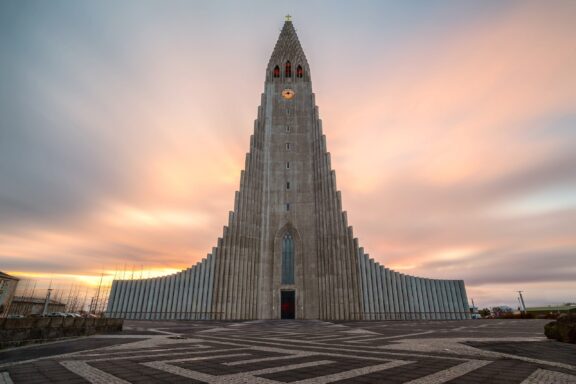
[0,317,123,349]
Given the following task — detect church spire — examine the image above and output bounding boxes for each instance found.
[267,18,310,82]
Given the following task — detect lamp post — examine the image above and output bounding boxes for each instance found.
[517,291,527,314]
[42,288,53,316]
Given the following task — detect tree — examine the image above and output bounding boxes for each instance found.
[478,308,491,317]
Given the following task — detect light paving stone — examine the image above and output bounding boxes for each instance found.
[521,368,576,384]
[0,372,14,384]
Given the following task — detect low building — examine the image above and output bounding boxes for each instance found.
[0,271,19,317]
[526,304,576,316]
[8,296,66,316]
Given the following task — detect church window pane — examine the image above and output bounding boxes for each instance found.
[282,233,294,284]
[296,65,303,78]
[285,61,292,77]
[273,65,280,78]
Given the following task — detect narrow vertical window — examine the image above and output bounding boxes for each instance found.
[286,161,290,169]
[286,182,290,190]
[296,65,303,78]
[286,203,290,211]
[285,61,292,77]
[273,65,280,78]
[282,233,294,284]
[286,143,291,150]
[286,125,290,133]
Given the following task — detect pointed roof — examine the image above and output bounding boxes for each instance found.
[0,271,18,280]
[267,19,310,77]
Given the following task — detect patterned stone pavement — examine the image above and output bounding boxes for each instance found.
[1,319,575,383]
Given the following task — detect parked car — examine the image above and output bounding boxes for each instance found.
[6,314,25,319]
[47,312,68,317]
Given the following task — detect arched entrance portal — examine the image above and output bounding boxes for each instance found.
[281,232,295,319]
[281,290,295,319]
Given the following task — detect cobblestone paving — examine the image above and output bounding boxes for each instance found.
[1,319,575,383]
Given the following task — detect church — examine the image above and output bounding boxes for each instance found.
[106,18,470,321]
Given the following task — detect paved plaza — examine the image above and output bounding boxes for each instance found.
[1,319,575,383]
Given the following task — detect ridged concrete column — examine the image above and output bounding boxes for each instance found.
[369,259,379,319]
[362,252,373,319]
[379,266,389,319]
[414,278,423,319]
[174,272,184,319]
[384,268,392,320]
[116,281,126,318]
[144,278,154,320]
[407,276,416,320]
[197,260,207,319]
[357,249,367,320]
[374,263,384,320]
[401,274,410,320]
[107,281,118,317]
[422,279,436,320]
[458,280,471,319]
[185,267,194,319]
[135,280,145,319]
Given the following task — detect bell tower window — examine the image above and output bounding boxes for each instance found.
[285,61,292,78]
[296,65,303,78]
[273,65,280,78]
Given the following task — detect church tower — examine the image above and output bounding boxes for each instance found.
[106,18,470,321]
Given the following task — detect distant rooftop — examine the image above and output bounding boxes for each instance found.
[526,304,576,312]
[13,296,65,305]
[0,271,19,280]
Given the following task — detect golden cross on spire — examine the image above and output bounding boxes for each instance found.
[285,14,292,22]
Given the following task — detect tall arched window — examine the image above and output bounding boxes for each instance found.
[296,65,303,78]
[282,233,294,284]
[285,61,292,78]
[273,65,280,78]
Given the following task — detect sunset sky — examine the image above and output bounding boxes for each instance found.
[1,0,575,309]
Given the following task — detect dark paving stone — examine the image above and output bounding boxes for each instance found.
[333,358,462,383]
[0,337,146,365]
[90,360,205,383]
[446,358,539,383]
[174,350,289,375]
[8,360,90,384]
[467,340,576,366]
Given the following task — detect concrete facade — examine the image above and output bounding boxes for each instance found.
[0,271,19,317]
[106,20,470,321]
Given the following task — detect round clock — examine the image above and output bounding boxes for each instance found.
[282,88,295,100]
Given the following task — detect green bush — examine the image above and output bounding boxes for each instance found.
[544,314,576,344]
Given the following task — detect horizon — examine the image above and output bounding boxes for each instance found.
[1,1,575,310]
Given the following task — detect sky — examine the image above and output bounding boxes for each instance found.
[1,0,575,309]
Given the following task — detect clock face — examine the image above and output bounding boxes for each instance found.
[282,88,295,100]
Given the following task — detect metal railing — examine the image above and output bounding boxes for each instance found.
[354,311,472,320]
[104,311,224,320]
